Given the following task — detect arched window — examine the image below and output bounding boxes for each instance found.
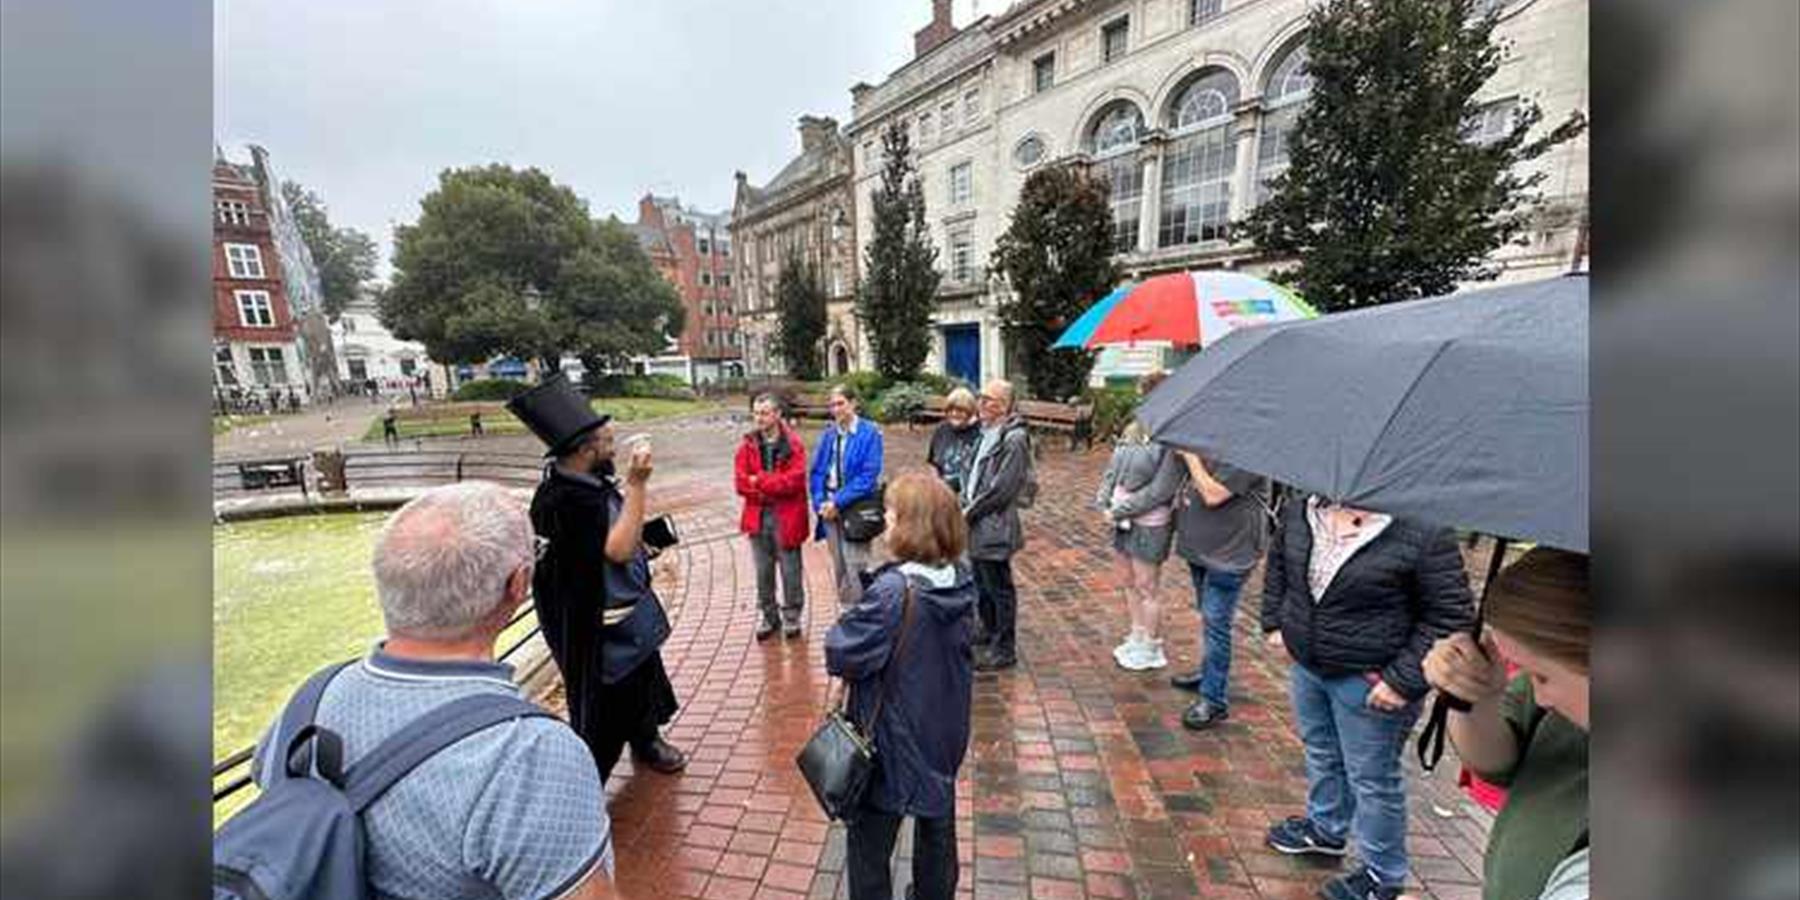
[1256,39,1312,202]
[1085,101,1146,253]
[1160,70,1240,247]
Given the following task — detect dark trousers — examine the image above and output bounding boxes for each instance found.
[574,654,680,783]
[846,811,958,900]
[972,558,1017,659]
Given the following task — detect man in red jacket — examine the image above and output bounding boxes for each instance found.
[736,394,811,640]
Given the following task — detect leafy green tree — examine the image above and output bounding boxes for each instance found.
[771,246,827,380]
[856,122,940,381]
[282,181,378,321]
[381,165,683,370]
[990,165,1119,401]
[1238,0,1587,312]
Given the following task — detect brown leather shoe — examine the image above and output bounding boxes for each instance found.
[631,737,688,774]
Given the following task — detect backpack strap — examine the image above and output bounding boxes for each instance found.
[267,659,358,786]
[341,693,553,812]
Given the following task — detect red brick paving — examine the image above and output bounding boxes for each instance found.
[543,418,1490,899]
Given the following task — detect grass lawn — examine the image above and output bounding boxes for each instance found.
[212,414,271,436]
[213,511,537,823]
[362,396,721,441]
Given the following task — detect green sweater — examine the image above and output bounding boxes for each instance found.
[1475,677,1589,900]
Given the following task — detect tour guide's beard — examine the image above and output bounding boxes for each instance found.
[593,458,617,480]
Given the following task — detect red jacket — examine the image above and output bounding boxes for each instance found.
[735,425,810,549]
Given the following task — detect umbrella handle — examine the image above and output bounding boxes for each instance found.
[1416,536,1508,771]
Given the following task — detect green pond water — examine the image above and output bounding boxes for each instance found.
[213,511,390,762]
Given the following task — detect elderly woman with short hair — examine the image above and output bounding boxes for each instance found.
[926,387,981,497]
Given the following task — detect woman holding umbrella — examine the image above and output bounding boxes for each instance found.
[1259,495,1474,900]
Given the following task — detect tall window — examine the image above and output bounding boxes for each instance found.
[1256,41,1313,202]
[700,272,712,287]
[698,237,711,254]
[248,347,287,385]
[919,111,935,147]
[947,224,974,283]
[1160,70,1240,247]
[1102,18,1129,64]
[1190,0,1222,25]
[235,290,275,327]
[215,344,237,385]
[963,87,982,123]
[225,243,265,279]
[1033,53,1056,93]
[216,199,249,225]
[948,162,973,206]
[940,98,958,133]
[1088,102,1145,254]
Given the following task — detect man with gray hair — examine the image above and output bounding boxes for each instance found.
[963,379,1034,671]
[248,482,616,899]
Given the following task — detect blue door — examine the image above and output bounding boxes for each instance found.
[943,325,980,386]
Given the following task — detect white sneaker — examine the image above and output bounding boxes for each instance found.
[1113,632,1145,667]
[1136,639,1169,671]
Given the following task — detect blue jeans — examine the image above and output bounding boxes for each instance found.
[1186,563,1246,709]
[1289,663,1421,887]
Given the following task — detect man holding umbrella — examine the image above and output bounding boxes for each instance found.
[509,375,687,782]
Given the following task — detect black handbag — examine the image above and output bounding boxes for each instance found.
[838,484,887,543]
[796,583,916,821]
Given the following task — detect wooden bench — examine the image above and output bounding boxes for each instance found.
[786,393,833,421]
[1016,398,1095,451]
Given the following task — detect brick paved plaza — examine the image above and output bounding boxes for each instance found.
[530,415,1494,900]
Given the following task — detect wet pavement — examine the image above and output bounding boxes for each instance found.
[541,418,1494,900]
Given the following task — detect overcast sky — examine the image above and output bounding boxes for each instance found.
[216,0,993,277]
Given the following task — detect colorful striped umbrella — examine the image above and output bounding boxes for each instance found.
[1051,270,1318,350]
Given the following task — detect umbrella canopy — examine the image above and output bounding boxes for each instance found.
[1052,270,1317,349]
[1136,275,1588,552]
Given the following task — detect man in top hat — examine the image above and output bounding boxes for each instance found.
[508,374,687,783]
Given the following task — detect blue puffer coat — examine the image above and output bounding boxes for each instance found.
[825,561,975,819]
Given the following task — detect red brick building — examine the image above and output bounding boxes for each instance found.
[212,150,305,402]
[628,194,743,384]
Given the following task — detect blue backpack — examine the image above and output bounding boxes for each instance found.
[212,661,552,899]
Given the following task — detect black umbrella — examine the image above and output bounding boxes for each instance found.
[1136,274,1588,769]
[1137,274,1588,552]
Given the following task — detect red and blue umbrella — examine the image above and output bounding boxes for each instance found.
[1052,270,1318,350]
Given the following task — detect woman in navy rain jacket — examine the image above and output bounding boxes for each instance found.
[826,470,976,900]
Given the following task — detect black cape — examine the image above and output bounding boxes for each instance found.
[529,466,677,754]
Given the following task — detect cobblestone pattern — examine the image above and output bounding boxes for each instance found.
[544,423,1493,900]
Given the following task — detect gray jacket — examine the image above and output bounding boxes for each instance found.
[963,415,1031,561]
[1096,438,1185,523]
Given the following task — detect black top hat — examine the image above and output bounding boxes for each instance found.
[506,374,610,457]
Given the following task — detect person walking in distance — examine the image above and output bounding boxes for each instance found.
[809,384,884,606]
[1169,451,1272,729]
[962,379,1033,672]
[736,394,810,640]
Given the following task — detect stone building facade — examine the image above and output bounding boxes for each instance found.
[844,0,1588,383]
[629,194,743,384]
[730,116,864,380]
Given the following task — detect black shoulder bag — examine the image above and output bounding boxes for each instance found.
[796,583,917,820]
[839,482,887,543]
